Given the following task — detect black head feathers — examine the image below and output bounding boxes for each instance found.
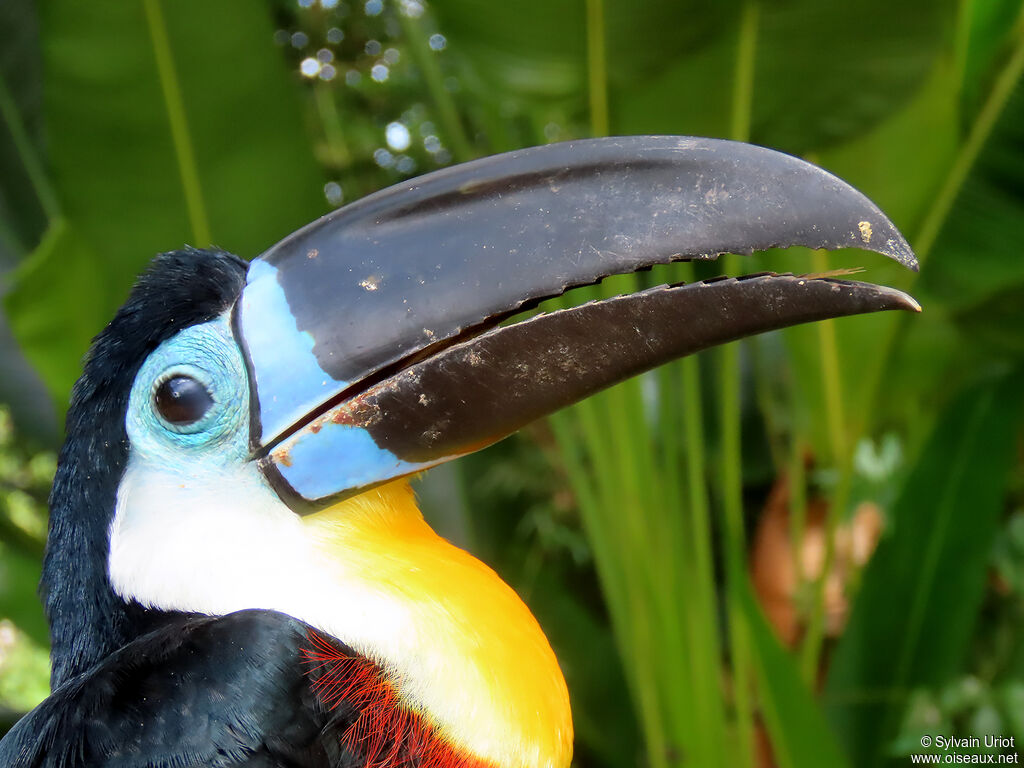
[44,248,247,687]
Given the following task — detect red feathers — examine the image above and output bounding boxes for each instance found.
[302,630,496,768]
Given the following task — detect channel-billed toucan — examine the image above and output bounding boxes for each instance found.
[0,137,918,767]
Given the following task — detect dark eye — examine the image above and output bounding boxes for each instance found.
[154,375,214,425]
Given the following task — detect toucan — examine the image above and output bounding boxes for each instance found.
[0,137,918,768]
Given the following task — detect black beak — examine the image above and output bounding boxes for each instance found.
[233,136,918,508]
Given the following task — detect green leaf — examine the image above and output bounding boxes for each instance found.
[5,0,325,408]
[960,0,1024,119]
[750,0,950,153]
[433,0,739,105]
[826,367,1024,765]
[4,220,107,412]
[920,83,1024,311]
[917,56,1024,359]
[753,47,961,455]
[40,0,324,260]
[997,682,1024,745]
[437,0,947,153]
[952,281,1024,359]
[0,0,51,261]
[0,0,62,444]
[737,579,850,768]
[0,542,47,648]
[773,5,1024,456]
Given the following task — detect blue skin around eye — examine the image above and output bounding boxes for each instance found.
[126,313,430,505]
[125,317,251,467]
[240,260,348,444]
[125,313,425,505]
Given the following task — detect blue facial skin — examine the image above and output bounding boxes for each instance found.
[125,314,426,507]
[274,419,436,502]
[125,317,252,471]
[240,259,349,445]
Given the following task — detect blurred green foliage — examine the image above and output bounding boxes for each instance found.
[0,406,51,713]
[1,1,1023,766]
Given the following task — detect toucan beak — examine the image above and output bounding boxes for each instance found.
[233,136,919,509]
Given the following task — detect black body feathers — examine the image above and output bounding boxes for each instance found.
[0,611,348,767]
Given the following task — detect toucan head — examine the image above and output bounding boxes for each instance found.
[43,137,918,768]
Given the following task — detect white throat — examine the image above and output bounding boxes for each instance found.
[109,460,404,637]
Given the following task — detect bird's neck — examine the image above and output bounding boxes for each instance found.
[300,481,573,768]
[108,468,572,768]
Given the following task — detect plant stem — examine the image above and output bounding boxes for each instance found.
[681,352,729,767]
[857,10,1024,437]
[721,2,759,765]
[723,0,759,556]
[788,436,808,588]
[952,0,975,102]
[730,1,758,142]
[397,7,474,162]
[799,250,847,679]
[749,336,785,472]
[810,255,847,466]
[0,74,60,224]
[586,0,609,136]
[313,83,353,171]
[143,0,211,246]
[803,1,1024,691]
[915,6,1024,261]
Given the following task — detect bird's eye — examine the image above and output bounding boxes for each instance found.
[154,375,214,426]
